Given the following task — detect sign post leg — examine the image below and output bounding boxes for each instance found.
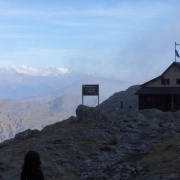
[98,95,99,106]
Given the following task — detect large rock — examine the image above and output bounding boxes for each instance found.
[14,129,39,140]
[76,105,106,121]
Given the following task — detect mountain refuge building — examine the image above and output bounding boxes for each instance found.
[135,62,180,111]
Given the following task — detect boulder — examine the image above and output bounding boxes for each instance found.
[76,105,106,121]
[14,129,39,140]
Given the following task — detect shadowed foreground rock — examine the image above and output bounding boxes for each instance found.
[0,105,179,180]
[14,129,39,140]
[76,105,106,121]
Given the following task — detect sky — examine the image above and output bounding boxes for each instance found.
[0,0,180,85]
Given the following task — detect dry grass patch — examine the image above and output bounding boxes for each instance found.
[139,134,180,177]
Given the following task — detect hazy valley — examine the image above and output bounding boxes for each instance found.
[0,67,128,142]
[0,85,179,179]
[1,68,179,179]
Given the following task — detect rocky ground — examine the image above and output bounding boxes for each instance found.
[0,86,179,179]
[0,103,179,180]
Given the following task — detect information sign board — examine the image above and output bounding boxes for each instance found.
[82,85,99,96]
[82,84,99,106]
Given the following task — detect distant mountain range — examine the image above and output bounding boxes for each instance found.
[0,66,130,142]
[0,66,128,100]
[0,66,79,99]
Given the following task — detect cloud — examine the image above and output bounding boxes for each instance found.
[0,0,179,85]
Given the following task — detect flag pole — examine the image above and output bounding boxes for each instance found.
[175,42,176,62]
[175,42,180,62]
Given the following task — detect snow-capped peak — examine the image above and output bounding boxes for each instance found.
[58,67,69,74]
[15,65,40,76]
[13,65,70,76]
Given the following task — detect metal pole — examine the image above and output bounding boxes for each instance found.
[175,42,176,62]
[98,94,99,106]
[175,42,180,62]
[82,86,83,105]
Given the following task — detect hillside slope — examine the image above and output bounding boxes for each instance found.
[0,97,76,142]
[0,81,129,143]
[0,104,179,179]
[99,85,139,110]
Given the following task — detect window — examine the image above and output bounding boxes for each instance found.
[176,79,180,85]
[161,78,170,85]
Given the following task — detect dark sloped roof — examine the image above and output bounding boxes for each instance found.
[141,62,180,87]
[135,87,180,95]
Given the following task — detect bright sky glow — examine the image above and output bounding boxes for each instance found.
[0,0,180,85]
